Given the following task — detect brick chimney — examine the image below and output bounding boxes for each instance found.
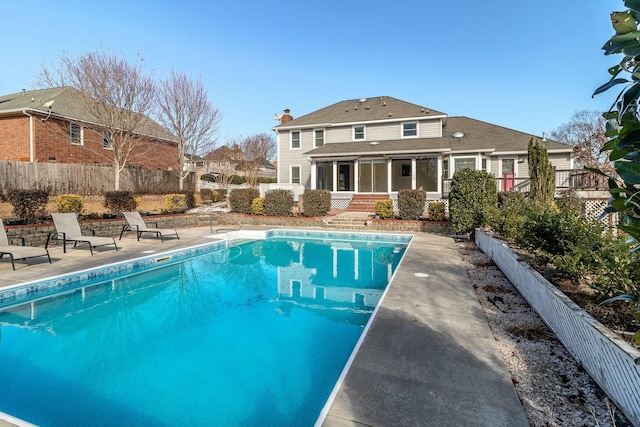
[280,109,293,124]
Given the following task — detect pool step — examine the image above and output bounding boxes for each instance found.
[325,212,370,229]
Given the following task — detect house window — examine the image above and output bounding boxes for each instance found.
[454,157,476,172]
[402,122,418,137]
[353,125,365,140]
[291,165,301,184]
[70,123,83,145]
[443,159,449,179]
[316,162,333,190]
[103,131,113,150]
[314,129,324,147]
[291,131,300,149]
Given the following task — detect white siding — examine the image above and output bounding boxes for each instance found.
[277,130,313,187]
[419,119,442,138]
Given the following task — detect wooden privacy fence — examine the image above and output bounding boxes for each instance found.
[0,160,195,195]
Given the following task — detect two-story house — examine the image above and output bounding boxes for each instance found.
[273,96,574,209]
[0,87,177,169]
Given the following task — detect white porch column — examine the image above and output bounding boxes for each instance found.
[310,160,317,190]
[332,161,338,192]
[411,158,417,190]
[354,160,359,193]
[387,159,392,193]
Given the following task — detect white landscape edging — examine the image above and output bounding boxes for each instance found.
[475,230,640,426]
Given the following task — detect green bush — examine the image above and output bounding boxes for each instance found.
[257,177,277,184]
[104,191,137,214]
[56,194,83,213]
[449,169,497,235]
[165,194,187,211]
[264,189,294,216]
[200,174,216,182]
[229,188,259,214]
[302,190,331,217]
[230,175,246,185]
[397,190,426,220]
[7,189,49,223]
[252,197,265,215]
[487,192,528,240]
[427,201,446,221]
[375,200,394,219]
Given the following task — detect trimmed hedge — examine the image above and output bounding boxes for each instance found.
[252,197,265,215]
[165,194,187,211]
[104,191,137,214]
[7,189,49,223]
[264,189,294,216]
[449,169,497,235]
[56,194,83,214]
[398,190,426,220]
[427,201,446,221]
[180,191,196,209]
[229,188,260,214]
[375,200,395,219]
[302,190,331,217]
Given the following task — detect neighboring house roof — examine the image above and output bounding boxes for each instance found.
[0,87,176,143]
[304,116,572,158]
[273,96,446,129]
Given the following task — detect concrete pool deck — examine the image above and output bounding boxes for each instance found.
[0,227,528,427]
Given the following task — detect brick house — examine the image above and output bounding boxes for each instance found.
[0,87,177,169]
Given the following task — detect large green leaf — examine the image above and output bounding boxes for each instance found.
[625,0,640,14]
[623,41,640,56]
[617,161,640,183]
[593,78,630,96]
[603,38,638,55]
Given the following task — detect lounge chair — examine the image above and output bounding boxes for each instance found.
[0,220,52,269]
[119,211,179,242]
[48,213,118,254]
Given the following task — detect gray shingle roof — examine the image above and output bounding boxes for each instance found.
[304,116,571,157]
[0,87,176,142]
[274,96,446,128]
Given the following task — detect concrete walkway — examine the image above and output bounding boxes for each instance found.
[0,227,527,427]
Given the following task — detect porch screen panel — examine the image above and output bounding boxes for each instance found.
[360,161,372,192]
[316,162,333,190]
[416,158,438,191]
[392,159,411,191]
[373,161,387,192]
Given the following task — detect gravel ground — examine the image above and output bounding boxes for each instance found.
[456,240,632,427]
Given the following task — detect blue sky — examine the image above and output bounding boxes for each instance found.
[2,1,620,144]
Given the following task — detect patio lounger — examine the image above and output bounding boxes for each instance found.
[119,211,179,242]
[0,220,52,269]
[48,213,119,254]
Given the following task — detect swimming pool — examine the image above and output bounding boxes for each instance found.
[0,230,410,426]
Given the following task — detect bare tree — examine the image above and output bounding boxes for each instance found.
[39,48,159,190]
[204,144,244,190]
[550,110,612,172]
[235,133,276,187]
[155,70,221,190]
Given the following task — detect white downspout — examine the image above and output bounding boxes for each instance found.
[22,109,35,162]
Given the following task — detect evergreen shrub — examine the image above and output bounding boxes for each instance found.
[56,194,83,213]
[398,190,426,220]
[448,169,497,235]
[7,189,49,223]
[302,190,331,217]
[229,188,259,214]
[264,189,294,216]
[104,191,137,214]
[375,200,394,219]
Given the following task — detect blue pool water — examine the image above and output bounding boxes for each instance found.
[0,233,408,426]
